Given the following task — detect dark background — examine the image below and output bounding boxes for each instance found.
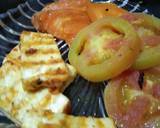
[0,0,26,13]
[0,0,160,17]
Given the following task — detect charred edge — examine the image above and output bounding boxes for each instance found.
[25,48,37,55]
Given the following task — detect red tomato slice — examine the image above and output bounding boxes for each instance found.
[32,9,90,45]
[104,70,160,128]
[87,3,127,22]
[143,66,160,99]
[140,113,160,128]
[121,13,160,69]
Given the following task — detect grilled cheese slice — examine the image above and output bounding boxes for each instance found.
[0,31,116,128]
[38,113,115,128]
[0,47,71,128]
[20,31,76,91]
[0,49,115,128]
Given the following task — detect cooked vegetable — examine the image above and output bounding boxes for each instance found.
[122,13,160,69]
[143,66,160,99]
[32,0,129,45]
[133,45,160,70]
[32,9,90,45]
[104,70,160,128]
[69,17,141,82]
[87,3,127,22]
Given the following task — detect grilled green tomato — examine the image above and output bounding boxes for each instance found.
[122,13,160,70]
[69,17,141,82]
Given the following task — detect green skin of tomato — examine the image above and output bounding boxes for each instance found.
[132,45,160,70]
[68,17,141,82]
[131,13,160,70]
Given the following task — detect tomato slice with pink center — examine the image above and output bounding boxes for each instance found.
[121,13,160,69]
[69,17,141,82]
[104,70,160,128]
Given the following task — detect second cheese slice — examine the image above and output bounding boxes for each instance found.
[20,31,74,91]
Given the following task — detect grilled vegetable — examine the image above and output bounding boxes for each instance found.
[104,70,160,128]
[142,66,160,99]
[32,0,129,45]
[87,2,127,22]
[122,13,160,69]
[69,17,141,82]
[32,0,90,45]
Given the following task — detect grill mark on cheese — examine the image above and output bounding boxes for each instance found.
[25,48,59,56]
[96,118,106,128]
[22,40,55,46]
[38,114,115,128]
[23,44,58,50]
[22,74,69,91]
[44,68,68,75]
[22,59,63,66]
[22,63,68,79]
[21,31,53,39]
[25,48,38,55]
[38,124,61,128]
[21,54,62,62]
[24,75,69,84]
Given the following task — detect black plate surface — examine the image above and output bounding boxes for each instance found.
[0,0,155,127]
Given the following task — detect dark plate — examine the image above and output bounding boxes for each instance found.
[0,0,152,127]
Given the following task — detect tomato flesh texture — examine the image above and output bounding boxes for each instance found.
[143,66,160,99]
[69,17,141,82]
[80,28,122,65]
[122,13,160,69]
[104,70,160,128]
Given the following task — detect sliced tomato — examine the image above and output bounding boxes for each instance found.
[104,70,160,128]
[87,3,127,22]
[122,13,160,69]
[32,9,90,45]
[69,17,141,82]
[143,66,160,99]
[140,113,160,128]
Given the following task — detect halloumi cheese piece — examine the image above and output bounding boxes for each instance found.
[20,31,76,91]
[0,31,115,128]
[38,113,116,128]
[0,58,115,128]
[0,45,71,128]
